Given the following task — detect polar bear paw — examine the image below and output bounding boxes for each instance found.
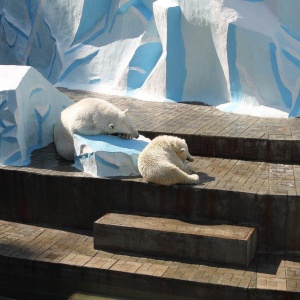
[190,173,199,183]
[118,133,133,139]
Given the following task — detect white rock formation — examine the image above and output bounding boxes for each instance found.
[0,65,73,166]
[0,1,300,117]
[73,134,150,177]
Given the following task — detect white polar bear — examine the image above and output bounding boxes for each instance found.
[54,97,139,161]
[138,135,199,186]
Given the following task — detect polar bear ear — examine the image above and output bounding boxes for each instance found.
[108,123,115,130]
[123,109,129,115]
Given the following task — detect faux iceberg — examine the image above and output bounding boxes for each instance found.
[1,1,300,117]
[73,134,150,177]
[0,65,73,166]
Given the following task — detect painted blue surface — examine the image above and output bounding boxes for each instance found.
[0,99,7,111]
[43,18,56,48]
[127,42,162,90]
[72,0,111,45]
[0,123,15,135]
[110,0,152,32]
[3,16,28,40]
[281,48,300,117]
[74,134,148,155]
[0,98,15,137]
[282,49,300,68]
[219,102,240,113]
[289,90,300,117]
[47,44,58,80]
[35,32,41,48]
[29,87,43,99]
[6,91,17,113]
[60,50,99,81]
[73,134,148,177]
[133,1,152,20]
[70,2,112,47]
[65,44,85,55]
[227,24,242,102]
[110,0,135,32]
[3,1,300,118]
[34,104,51,146]
[166,6,186,102]
[1,138,19,167]
[269,43,292,108]
[1,136,17,143]
[25,0,32,24]
[81,12,110,46]
[0,64,73,167]
[241,0,263,2]
[95,155,120,170]
[89,78,101,84]
[281,25,300,42]
[25,0,39,26]
[34,108,43,146]
[3,150,21,165]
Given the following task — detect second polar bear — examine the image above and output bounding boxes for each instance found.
[138,135,199,186]
[54,97,139,161]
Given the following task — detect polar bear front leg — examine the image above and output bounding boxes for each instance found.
[117,133,133,139]
[174,156,194,175]
[182,161,193,174]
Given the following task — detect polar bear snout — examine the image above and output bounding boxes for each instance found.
[187,153,194,162]
[128,126,139,139]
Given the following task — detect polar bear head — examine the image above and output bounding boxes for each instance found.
[107,108,139,139]
[156,135,194,162]
[173,137,194,162]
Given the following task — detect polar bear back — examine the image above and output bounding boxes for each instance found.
[138,135,185,167]
[54,97,139,161]
[63,98,120,135]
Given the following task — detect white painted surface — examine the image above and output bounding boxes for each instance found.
[0,65,73,166]
[1,1,300,117]
[73,134,150,177]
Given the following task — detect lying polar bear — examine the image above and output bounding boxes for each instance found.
[54,97,139,161]
[138,135,199,186]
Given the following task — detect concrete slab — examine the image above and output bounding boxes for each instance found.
[94,213,257,267]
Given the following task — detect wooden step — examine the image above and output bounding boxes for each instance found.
[94,213,257,267]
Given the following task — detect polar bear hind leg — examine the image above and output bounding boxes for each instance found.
[54,117,75,161]
[144,163,199,186]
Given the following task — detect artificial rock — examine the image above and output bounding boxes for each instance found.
[0,65,73,166]
[0,1,300,117]
[73,134,150,177]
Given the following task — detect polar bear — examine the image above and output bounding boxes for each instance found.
[138,135,199,186]
[54,97,139,161]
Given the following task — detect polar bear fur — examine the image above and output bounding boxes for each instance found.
[54,97,139,161]
[138,135,199,186]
